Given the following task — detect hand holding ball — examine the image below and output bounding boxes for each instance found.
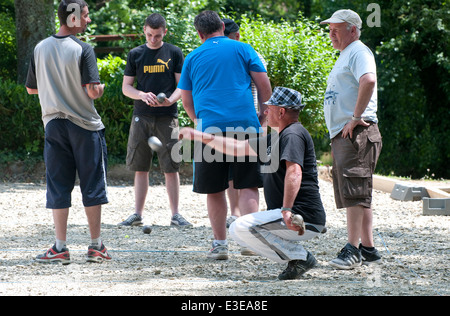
[156,92,166,103]
[290,213,305,236]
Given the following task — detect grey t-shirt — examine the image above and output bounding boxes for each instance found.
[26,35,104,131]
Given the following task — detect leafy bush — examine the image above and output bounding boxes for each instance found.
[0,79,43,156]
[373,0,450,179]
[239,14,337,138]
[0,10,17,79]
[96,55,132,159]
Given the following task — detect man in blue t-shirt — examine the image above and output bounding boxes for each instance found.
[178,10,272,260]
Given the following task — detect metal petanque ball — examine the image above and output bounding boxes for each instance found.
[156,92,166,103]
[148,136,163,152]
[142,225,152,234]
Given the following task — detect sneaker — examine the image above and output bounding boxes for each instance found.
[359,244,382,265]
[118,213,143,227]
[86,243,112,263]
[207,242,228,260]
[170,213,193,227]
[278,251,318,280]
[226,215,238,228]
[329,243,362,270]
[35,244,71,265]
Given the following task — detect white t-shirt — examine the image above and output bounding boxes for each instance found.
[324,40,378,139]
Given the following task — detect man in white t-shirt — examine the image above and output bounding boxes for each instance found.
[321,10,383,270]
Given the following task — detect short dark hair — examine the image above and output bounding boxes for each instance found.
[145,13,166,30]
[194,10,223,35]
[58,0,88,26]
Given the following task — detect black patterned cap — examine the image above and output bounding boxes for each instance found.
[264,87,305,111]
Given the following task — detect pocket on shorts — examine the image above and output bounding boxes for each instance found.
[342,167,371,199]
[367,125,382,143]
[126,146,137,167]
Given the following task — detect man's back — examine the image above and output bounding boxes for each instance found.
[179,36,266,131]
[27,35,103,131]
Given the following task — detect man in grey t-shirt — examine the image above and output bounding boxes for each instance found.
[26,0,111,265]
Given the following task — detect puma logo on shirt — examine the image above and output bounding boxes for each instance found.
[143,58,172,73]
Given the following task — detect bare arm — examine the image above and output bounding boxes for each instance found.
[179,127,258,157]
[250,71,272,125]
[165,73,182,105]
[26,87,38,95]
[122,75,156,105]
[281,161,303,232]
[283,161,302,209]
[180,90,197,124]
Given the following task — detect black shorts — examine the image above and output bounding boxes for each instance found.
[193,132,263,194]
[44,119,108,209]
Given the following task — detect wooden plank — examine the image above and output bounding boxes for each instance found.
[79,34,143,42]
[426,187,450,198]
[373,174,398,193]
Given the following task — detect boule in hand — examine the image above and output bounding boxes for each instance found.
[290,213,305,236]
[156,92,166,103]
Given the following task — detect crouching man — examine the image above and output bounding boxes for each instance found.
[179,87,326,280]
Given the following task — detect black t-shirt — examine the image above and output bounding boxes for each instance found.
[250,122,326,226]
[124,43,184,117]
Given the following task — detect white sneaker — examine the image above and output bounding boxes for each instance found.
[207,242,228,260]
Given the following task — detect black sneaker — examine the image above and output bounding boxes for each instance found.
[359,244,382,265]
[329,243,362,270]
[278,251,318,280]
[170,214,193,227]
[117,213,143,227]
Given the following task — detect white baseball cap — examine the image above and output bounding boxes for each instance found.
[320,9,362,29]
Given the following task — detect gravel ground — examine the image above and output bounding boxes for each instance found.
[0,165,449,297]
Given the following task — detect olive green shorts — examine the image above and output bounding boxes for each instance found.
[126,115,180,173]
[331,123,382,209]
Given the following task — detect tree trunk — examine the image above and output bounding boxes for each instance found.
[15,0,55,84]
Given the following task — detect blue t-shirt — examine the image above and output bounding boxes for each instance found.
[178,36,266,132]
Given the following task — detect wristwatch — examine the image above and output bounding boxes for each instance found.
[352,115,362,121]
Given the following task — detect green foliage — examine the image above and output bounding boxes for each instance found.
[373,0,450,179]
[0,79,43,157]
[2,0,448,178]
[0,10,17,79]
[87,0,201,59]
[95,55,132,159]
[239,14,337,138]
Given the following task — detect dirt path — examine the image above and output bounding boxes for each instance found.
[0,169,448,297]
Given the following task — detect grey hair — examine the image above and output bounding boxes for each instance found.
[346,22,361,38]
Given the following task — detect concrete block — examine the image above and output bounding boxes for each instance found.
[422,197,450,216]
[390,183,429,201]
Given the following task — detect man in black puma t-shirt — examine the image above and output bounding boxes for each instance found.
[120,13,192,228]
